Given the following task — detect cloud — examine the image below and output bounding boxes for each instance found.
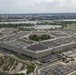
[0,0,76,13]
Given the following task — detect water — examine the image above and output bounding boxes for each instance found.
[1,19,76,24]
[61,19,76,21]
[35,25,62,29]
[41,19,76,22]
[24,25,62,29]
[55,19,76,22]
[0,20,62,29]
[0,21,39,24]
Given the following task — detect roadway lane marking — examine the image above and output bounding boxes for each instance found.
[38,60,60,75]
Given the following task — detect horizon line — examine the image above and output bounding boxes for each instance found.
[0,12,76,14]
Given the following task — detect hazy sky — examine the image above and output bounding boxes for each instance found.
[0,0,76,13]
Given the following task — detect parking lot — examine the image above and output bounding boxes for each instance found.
[41,61,76,75]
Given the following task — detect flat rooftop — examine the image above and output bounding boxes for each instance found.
[3,31,30,41]
[5,39,35,49]
[50,31,70,38]
[27,43,48,51]
[41,37,76,48]
[0,28,17,38]
[17,39,34,44]
[3,36,76,52]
